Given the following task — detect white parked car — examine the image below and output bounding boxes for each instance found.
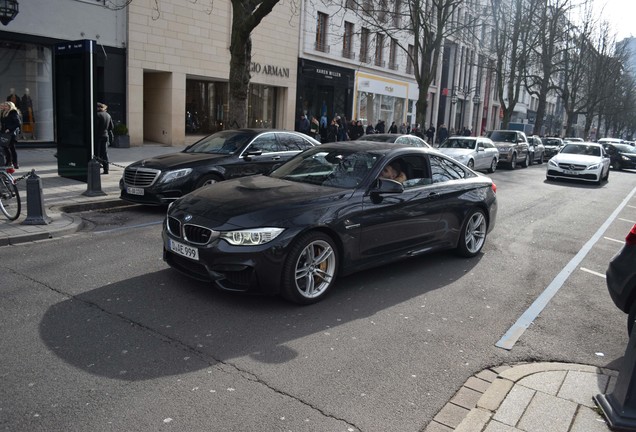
[546,142,610,185]
[436,136,499,173]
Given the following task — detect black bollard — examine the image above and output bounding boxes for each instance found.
[594,329,636,430]
[22,169,52,225]
[82,157,106,197]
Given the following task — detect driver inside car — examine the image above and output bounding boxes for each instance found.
[379,161,407,183]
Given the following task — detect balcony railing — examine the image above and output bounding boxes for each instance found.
[315,41,330,53]
[342,50,356,60]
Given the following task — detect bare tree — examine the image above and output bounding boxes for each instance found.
[344,0,478,128]
[524,0,572,136]
[488,0,539,129]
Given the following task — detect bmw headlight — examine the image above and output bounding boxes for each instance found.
[160,168,193,183]
[220,228,285,246]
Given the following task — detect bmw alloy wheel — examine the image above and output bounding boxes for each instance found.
[457,209,487,257]
[282,233,338,304]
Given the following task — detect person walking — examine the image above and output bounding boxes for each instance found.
[438,123,448,144]
[95,102,114,174]
[0,101,22,168]
[389,121,398,134]
[426,125,436,143]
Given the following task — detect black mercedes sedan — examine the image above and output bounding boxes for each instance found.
[120,129,320,205]
[162,142,498,304]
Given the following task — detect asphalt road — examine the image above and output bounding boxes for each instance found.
[1,163,635,431]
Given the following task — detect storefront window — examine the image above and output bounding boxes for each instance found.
[357,91,405,127]
[186,80,277,133]
[248,84,277,129]
[0,41,54,143]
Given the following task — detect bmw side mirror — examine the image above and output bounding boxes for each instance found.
[371,178,404,194]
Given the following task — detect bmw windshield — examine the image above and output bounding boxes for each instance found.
[270,147,382,189]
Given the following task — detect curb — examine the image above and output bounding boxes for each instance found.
[1,199,135,246]
[55,198,138,214]
[0,211,84,246]
[425,362,619,431]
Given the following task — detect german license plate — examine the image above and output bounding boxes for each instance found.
[127,186,144,196]
[563,170,577,175]
[169,239,199,261]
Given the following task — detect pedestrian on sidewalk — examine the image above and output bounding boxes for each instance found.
[0,101,22,168]
[95,102,114,174]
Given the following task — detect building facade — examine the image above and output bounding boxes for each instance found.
[0,0,126,146]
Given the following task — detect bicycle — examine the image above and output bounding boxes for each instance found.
[0,165,21,221]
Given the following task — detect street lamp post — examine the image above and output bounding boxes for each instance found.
[451,87,481,135]
[0,0,19,25]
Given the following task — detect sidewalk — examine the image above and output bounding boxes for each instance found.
[1,143,622,432]
[427,362,617,431]
[0,138,198,246]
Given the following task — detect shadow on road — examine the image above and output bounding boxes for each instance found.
[39,250,482,381]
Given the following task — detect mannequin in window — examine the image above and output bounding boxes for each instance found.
[6,88,20,110]
[21,88,34,138]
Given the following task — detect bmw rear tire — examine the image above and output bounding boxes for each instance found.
[456,209,487,258]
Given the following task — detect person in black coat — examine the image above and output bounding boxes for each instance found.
[95,102,114,174]
[0,101,21,168]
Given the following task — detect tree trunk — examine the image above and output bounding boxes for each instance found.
[228,27,251,129]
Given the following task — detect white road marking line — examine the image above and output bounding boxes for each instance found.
[580,267,606,278]
[604,236,625,244]
[618,218,636,224]
[495,184,636,350]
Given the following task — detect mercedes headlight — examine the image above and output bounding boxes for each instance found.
[455,155,468,163]
[160,168,193,183]
[622,155,630,161]
[548,159,558,167]
[220,228,285,246]
[587,163,600,170]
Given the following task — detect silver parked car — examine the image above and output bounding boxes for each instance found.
[526,135,546,164]
[436,136,499,173]
[356,133,431,148]
[543,137,564,159]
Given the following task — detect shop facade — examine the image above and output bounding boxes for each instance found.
[128,0,299,146]
[353,72,410,130]
[295,58,355,127]
[0,1,126,147]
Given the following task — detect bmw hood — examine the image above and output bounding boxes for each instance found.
[128,152,228,170]
[168,175,354,228]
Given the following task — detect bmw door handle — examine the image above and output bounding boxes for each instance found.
[426,192,440,199]
[271,156,281,160]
